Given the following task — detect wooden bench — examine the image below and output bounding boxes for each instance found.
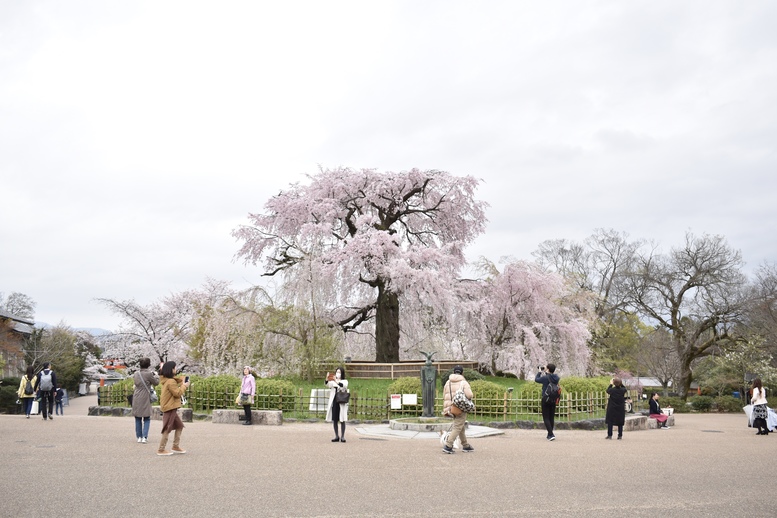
[211,409,283,425]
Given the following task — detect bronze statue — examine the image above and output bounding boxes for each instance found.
[419,351,437,417]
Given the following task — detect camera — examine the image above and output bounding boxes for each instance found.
[539,366,545,371]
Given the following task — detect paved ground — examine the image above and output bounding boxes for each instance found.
[3,394,776,518]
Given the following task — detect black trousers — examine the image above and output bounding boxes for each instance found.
[331,403,345,437]
[243,405,251,422]
[40,390,54,418]
[541,400,556,436]
[607,423,623,437]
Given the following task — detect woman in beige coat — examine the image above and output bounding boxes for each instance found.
[442,365,475,453]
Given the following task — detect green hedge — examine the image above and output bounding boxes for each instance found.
[714,395,744,413]
[254,378,297,412]
[440,368,483,386]
[688,395,714,412]
[388,377,421,396]
[1,377,22,414]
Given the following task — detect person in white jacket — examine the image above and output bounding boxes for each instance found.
[325,367,349,443]
[751,378,769,435]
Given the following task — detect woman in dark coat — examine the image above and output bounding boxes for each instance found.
[605,377,630,440]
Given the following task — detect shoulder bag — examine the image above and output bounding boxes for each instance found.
[334,389,350,404]
[452,382,475,413]
[139,372,158,403]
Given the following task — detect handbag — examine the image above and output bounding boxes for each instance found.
[452,382,475,413]
[237,393,251,405]
[139,372,158,403]
[334,390,350,404]
[447,383,463,416]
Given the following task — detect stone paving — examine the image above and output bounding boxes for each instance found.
[3,394,777,518]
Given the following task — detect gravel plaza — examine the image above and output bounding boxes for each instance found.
[3,394,776,518]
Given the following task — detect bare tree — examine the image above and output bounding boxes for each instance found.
[635,328,680,395]
[0,292,36,320]
[625,232,749,399]
[534,228,643,372]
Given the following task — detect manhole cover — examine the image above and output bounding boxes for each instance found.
[701,430,723,433]
[360,437,388,441]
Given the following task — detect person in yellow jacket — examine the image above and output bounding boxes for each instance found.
[157,361,189,456]
[17,366,37,418]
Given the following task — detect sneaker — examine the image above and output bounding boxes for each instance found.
[661,426,671,429]
[157,450,174,456]
[49,416,53,420]
[137,438,143,443]
[172,446,187,454]
[605,436,612,440]
[548,435,556,441]
[462,445,474,452]
[141,438,148,444]
[617,436,622,440]
[442,445,454,454]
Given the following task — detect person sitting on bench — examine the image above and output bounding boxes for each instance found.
[649,393,670,429]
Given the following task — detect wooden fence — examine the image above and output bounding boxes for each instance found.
[99,385,643,422]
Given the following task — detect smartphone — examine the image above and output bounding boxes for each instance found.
[184,376,190,383]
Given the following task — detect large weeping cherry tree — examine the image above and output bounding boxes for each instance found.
[232,167,488,363]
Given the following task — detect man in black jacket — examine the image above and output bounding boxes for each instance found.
[35,362,57,420]
[535,363,560,441]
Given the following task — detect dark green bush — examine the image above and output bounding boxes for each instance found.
[440,368,483,386]
[388,377,421,396]
[689,395,714,412]
[255,378,297,411]
[714,395,744,413]
[1,378,22,413]
[661,396,689,413]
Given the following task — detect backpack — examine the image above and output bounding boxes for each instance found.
[39,370,54,391]
[543,377,560,404]
[24,377,34,395]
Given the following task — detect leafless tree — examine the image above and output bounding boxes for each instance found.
[625,232,749,399]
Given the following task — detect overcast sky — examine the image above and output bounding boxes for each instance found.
[2,1,775,330]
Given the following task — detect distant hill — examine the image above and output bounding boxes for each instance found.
[34,322,112,336]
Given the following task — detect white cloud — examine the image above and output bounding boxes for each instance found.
[1,0,776,328]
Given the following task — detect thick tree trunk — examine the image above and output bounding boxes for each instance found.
[375,286,400,363]
[678,358,693,401]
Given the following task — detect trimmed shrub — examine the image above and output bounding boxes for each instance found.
[440,368,483,386]
[388,377,421,396]
[689,395,714,412]
[0,377,22,414]
[714,395,744,413]
[661,396,689,413]
[255,378,297,411]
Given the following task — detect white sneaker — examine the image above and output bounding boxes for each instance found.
[137,437,143,443]
[141,438,148,444]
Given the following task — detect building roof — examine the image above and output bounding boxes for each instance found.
[0,308,35,335]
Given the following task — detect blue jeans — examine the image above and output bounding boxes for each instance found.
[55,401,64,415]
[135,416,151,439]
[22,398,34,416]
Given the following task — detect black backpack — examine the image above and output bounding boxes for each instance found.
[543,378,560,404]
[24,377,34,395]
